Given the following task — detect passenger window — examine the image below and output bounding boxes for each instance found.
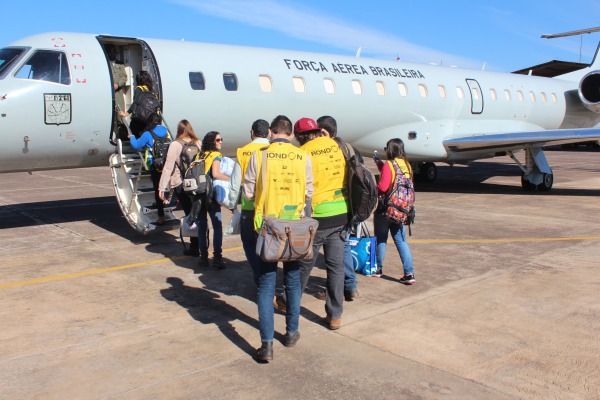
[504,90,511,101]
[456,86,464,99]
[541,92,547,103]
[398,82,407,96]
[259,75,273,92]
[376,81,386,96]
[552,93,557,103]
[323,78,335,94]
[223,73,238,91]
[529,91,536,102]
[438,85,447,98]
[15,50,71,85]
[418,84,428,97]
[293,76,305,93]
[517,90,524,102]
[490,89,497,101]
[351,79,362,95]
[189,72,205,90]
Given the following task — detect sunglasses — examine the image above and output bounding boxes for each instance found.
[215,138,223,143]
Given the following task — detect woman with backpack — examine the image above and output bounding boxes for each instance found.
[118,70,157,138]
[196,131,230,269]
[129,113,170,225]
[373,138,415,284]
[158,119,201,255]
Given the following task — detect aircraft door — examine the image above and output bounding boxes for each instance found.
[466,79,483,114]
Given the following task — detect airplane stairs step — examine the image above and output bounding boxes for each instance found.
[108,139,180,234]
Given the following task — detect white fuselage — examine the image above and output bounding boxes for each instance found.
[1,32,599,173]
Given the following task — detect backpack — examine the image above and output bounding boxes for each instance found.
[132,87,160,124]
[381,160,416,234]
[334,137,378,226]
[148,129,171,171]
[178,140,201,172]
[182,151,213,200]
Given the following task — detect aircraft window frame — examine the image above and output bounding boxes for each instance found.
[14,50,71,85]
[504,89,511,101]
[517,90,524,102]
[323,77,335,94]
[259,74,273,93]
[0,47,28,79]
[351,79,362,95]
[489,88,497,101]
[293,76,306,93]
[438,85,447,98]
[551,93,558,103]
[189,72,206,90]
[541,92,547,103]
[398,82,408,96]
[223,73,238,91]
[376,81,386,96]
[456,86,464,99]
[418,84,428,98]
[529,91,536,102]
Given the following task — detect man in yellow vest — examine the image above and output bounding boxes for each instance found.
[294,117,349,331]
[242,115,314,361]
[228,119,271,285]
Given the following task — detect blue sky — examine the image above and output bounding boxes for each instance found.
[3,0,600,72]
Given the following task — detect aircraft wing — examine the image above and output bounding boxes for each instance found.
[443,128,600,153]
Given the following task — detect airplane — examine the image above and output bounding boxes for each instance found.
[2,31,600,232]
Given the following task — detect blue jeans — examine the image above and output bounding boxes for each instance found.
[299,224,346,319]
[343,233,357,291]
[240,209,259,285]
[257,259,301,342]
[374,213,413,276]
[198,203,222,257]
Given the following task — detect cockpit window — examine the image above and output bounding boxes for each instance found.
[14,50,71,85]
[0,47,27,79]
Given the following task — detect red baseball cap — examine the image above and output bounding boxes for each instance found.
[293,117,321,135]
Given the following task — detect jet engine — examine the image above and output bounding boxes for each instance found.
[578,70,600,112]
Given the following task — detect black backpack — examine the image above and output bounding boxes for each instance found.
[182,151,213,198]
[149,129,171,171]
[132,87,160,124]
[334,137,378,225]
[178,140,201,173]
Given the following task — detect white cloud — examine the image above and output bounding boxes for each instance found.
[172,0,483,68]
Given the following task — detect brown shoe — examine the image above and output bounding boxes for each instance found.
[314,290,326,301]
[253,342,273,361]
[344,289,359,301]
[273,295,287,313]
[325,315,342,330]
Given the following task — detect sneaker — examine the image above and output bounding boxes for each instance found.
[372,268,382,278]
[399,274,416,285]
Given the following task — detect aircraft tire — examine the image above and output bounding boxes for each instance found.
[521,174,536,191]
[419,162,437,183]
[536,173,553,192]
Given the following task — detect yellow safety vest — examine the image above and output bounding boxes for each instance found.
[301,136,348,218]
[253,142,308,231]
[237,142,269,210]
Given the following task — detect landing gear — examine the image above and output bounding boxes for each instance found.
[512,147,553,192]
[416,162,437,183]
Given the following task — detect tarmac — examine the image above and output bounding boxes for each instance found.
[1,150,599,400]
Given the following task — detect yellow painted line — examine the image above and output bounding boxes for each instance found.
[2,237,599,290]
[0,246,243,290]
[410,236,600,244]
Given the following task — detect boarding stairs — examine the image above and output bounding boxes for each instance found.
[109,138,180,234]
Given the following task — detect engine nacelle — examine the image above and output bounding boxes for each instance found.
[579,70,600,113]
